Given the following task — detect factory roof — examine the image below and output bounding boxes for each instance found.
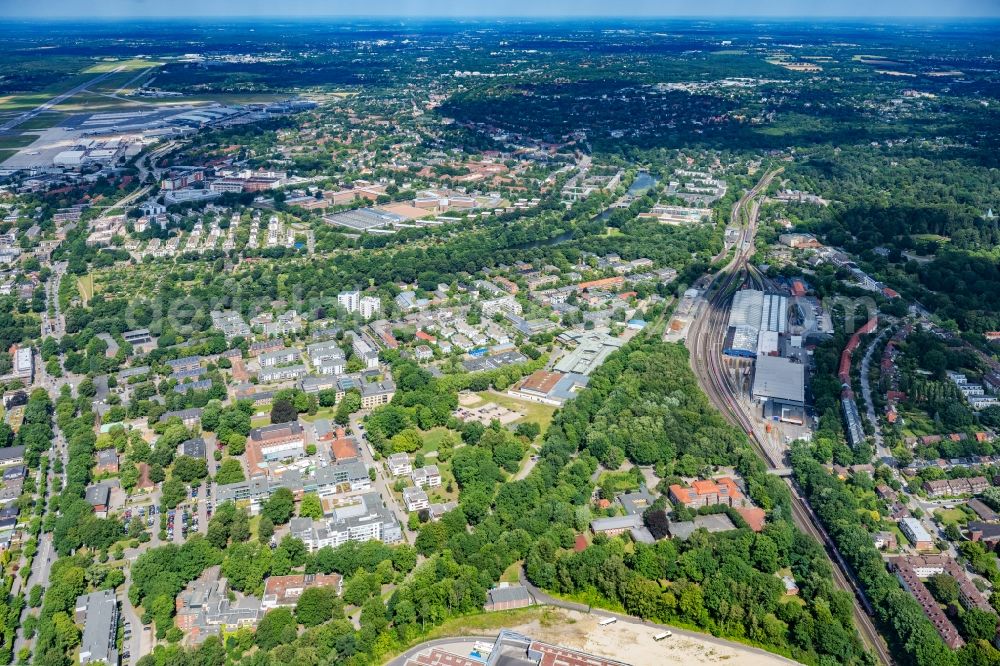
[751,355,805,406]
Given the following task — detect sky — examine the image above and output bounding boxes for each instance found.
[2,0,999,19]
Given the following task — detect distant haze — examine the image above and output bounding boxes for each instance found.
[1,0,999,19]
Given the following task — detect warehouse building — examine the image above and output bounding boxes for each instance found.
[751,355,805,423]
[723,290,788,358]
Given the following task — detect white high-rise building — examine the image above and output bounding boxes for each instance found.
[359,296,381,319]
[337,290,360,313]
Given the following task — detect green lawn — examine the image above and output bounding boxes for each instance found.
[473,391,557,433]
[299,407,336,423]
[898,408,937,437]
[499,561,523,584]
[934,507,969,526]
[419,427,454,455]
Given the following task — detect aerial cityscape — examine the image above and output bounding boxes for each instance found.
[0,3,997,666]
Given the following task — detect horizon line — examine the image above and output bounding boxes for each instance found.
[2,14,999,21]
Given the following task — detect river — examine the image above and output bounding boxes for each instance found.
[628,171,658,196]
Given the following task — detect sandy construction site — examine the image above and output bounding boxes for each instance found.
[507,608,799,666]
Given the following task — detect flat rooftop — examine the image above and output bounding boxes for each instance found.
[751,354,805,406]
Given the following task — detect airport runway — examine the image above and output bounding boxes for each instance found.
[0,66,125,132]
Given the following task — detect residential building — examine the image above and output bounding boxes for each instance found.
[248,422,306,466]
[0,445,26,467]
[891,557,966,649]
[258,364,307,383]
[359,378,395,409]
[258,348,299,368]
[85,484,111,517]
[75,590,119,665]
[261,573,343,610]
[924,477,989,498]
[338,290,360,313]
[159,408,202,428]
[307,340,346,371]
[174,379,212,394]
[359,296,381,319]
[216,461,371,510]
[873,531,898,550]
[175,568,262,645]
[210,310,251,340]
[289,493,402,550]
[669,477,747,509]
[411,465,441,488]
[350,333,380,370]
[900,516,934,550]
[249,339,285,357]
[261,310,302,338]
[387,453,412,476]
[403,486,430,512]
[96,448,119,474]
[166,356,202,373]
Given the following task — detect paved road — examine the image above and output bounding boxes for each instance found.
[348,412,415,543]
[517,569,802,665]
[386,636,495,666]
[0,67,124,132]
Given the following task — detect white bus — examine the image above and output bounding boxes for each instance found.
[598,617,617,627]
[653,631,673,641]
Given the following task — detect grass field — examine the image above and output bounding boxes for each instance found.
[299,407,336,423]
[499,561,523,584]
[911,234,950,243]
[419,427,454,455]
[16,112,69,130]
[77,274,96,306]
[84,58,164,74]
[934,507,969,526]
[0,150,16,163]
[898,408,937,438]
[473,391,557,433]
[0,134,34,150]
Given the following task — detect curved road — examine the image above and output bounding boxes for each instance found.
[386,636,496,666]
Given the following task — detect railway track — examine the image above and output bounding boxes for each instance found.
[685,168,893,665]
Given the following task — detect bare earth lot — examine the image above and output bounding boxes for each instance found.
[508,609,797,666]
